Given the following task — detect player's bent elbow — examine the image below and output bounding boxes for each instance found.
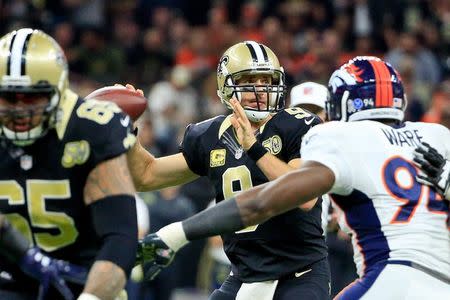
[134,178,154,192]
[129,164,158,192]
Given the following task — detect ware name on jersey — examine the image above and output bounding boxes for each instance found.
[302,120,450,279]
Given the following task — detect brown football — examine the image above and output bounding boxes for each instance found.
[85,86,147,121]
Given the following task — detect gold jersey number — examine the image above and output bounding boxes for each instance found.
[0,180,78,252]
[77,99,122,125]
[222,166,258,233]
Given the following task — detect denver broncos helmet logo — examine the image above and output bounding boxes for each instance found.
[344,64,364,83]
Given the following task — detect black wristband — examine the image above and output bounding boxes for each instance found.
[0,218,29,262]
[132,127,138,136]
[246,142,268,162]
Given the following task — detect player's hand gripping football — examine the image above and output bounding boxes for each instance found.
[115,83,144,97]
[19,247,87,300]
[229,98,257,150]
[136,233,176,281]
[413,142,450,200]
[117,83,144,134]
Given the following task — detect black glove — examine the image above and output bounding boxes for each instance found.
[19,247,88,300]
[413,142,450,200]
[136,233,175,281]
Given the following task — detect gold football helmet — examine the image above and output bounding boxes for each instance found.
[0,28,68,145]
[217,41,286,122]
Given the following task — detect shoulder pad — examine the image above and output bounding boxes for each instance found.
[185,115,226,140]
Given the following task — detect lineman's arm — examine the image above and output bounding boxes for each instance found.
[144,161,334,253]
[138,161,333,280]
[82,154,137,300]
[183,161,334,239]
[256,156,316,210]
[127,140,199,191]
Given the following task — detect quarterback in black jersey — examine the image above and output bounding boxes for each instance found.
[0,28,138,300]
[131,41,330,299]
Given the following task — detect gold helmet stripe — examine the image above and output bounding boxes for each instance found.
[245,41,268,63]
[8,28,33,77]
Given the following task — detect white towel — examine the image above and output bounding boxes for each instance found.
[236,280,279,300]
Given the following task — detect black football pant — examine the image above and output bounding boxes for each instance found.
[209,258,331,300]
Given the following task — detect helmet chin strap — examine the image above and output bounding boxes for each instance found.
[2,124,44,146]
[244,109,270,122]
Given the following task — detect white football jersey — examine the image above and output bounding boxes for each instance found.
[301,120,450,278]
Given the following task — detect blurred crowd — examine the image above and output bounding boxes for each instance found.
[2,0,449,299]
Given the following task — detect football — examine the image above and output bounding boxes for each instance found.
[85,86,147,121]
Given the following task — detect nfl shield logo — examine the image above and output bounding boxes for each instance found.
[20,155,33,170]
[234,148,243,159]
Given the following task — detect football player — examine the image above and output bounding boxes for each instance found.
[0,28,138,299]
[140,56,450,299]
[129,41,330,299]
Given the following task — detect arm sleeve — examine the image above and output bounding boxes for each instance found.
[300,125,353,195]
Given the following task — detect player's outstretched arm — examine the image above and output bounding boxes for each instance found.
[127,144,199,191]
[413,142,450,200]
[138,161,334,279]
[118,82,199,191]
[82,154,138,300]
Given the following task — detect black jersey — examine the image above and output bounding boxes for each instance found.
[0,90,135,294]
[181,108,328,282]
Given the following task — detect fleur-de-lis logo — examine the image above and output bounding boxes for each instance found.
[61,140,90,168]
[217,55,229,77]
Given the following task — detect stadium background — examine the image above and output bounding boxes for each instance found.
[1,0,449,299]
